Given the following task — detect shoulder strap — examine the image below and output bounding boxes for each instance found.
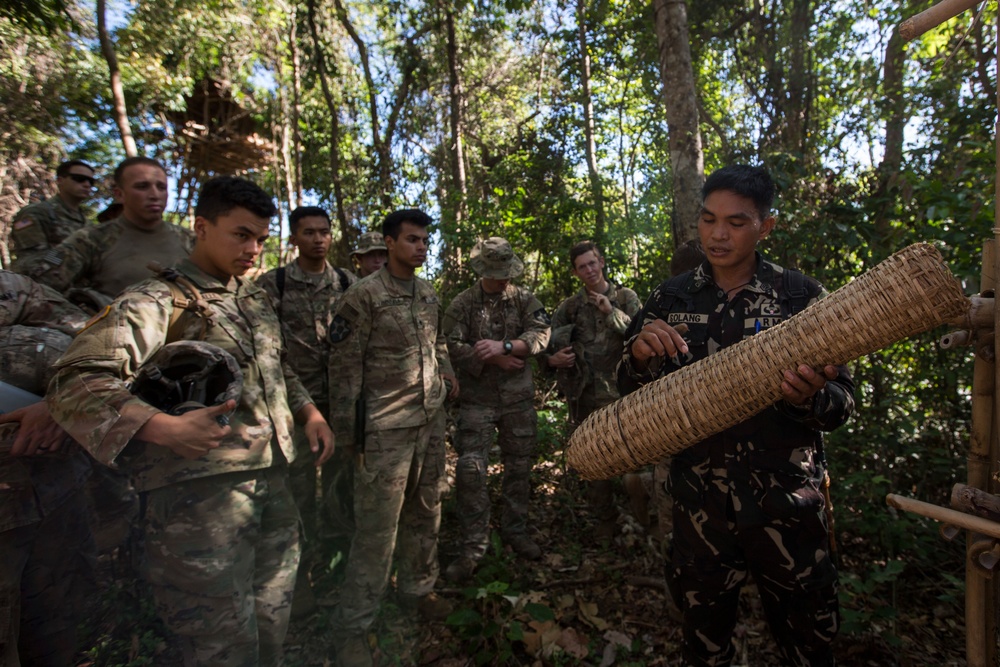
[781,268,810,316]
[276,266,287,299]
[335,267,349,291]
[148,262,217,343]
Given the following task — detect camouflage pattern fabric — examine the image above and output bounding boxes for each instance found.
[47,258,312,665]
[546,281,640,523]
[618,255,855,667]
[327,267,451,635]
[141,467,299,667]
[8,195,87,276]
[443,282,550,557]
[258,261,356,542]
[0,272,95,667]
[35,215,194,300]
[48,258,312,492]
[335,411,446,635]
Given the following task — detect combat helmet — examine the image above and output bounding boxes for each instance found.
[131,341,242,424]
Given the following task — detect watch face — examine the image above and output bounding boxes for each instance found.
[504,340,513,353]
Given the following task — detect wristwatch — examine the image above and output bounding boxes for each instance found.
[502,340,513,355]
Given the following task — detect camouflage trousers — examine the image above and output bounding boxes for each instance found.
[140,467,300,667]
[453,401,536,559]
[335,410,446,635]
[0,485,96,667]
[667,458,838,667]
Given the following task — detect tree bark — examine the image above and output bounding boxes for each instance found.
[577,0,606,245]
[96,0,137,158]
[652,0,703,247]
[445,3,467,267]
[306,0,349,247]
[289,8,304,207]
[872,27,906,254]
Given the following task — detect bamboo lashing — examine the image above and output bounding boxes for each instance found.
[566,243,970,480]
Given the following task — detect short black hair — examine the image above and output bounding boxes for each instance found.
[569,240,602,267]
[56,160,93,178]
[381,208,432,240]
[113,156,166,185]
[289,206,330,233]
[194,176,277,222]
[702,165,775,220]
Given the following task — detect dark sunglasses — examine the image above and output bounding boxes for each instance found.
[67,174,96,186]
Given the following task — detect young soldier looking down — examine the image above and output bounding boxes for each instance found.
[618,165,854,667]
[47,176,334,666]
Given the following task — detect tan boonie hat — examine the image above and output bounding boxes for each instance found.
[351,231,387,257]
[469,237,524,280]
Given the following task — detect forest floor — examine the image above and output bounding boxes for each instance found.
[81,421,969,667]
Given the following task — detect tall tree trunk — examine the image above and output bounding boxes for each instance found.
[306,0,350,249]
[289,8,304,207]
[872,27,906,256]
[781,0,813,154]
[653,0,704,247]
[577,0,606,245]
[445,3,467,268]
[96,0,137,157]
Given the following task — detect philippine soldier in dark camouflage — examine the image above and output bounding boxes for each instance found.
[443,237,551,583]
[47,177,334,667]
[8,160,94,276]
[36,157,194,302]
[0,271,94,667]
[618,165,854,667]
[544,240,641,539]
[329,209,458,667]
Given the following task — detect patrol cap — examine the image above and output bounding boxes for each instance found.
[131,341,242,420]
[351,231,388,257]
[0,325,74,394]
[469,237,524,280]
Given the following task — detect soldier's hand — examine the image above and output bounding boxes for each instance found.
[630,319,688,366]
[473,338,504,360]
[307,420,335,466]
[490,355,525,371]
[441,372,460,400]
[138,400,235,460]
[547,346,575,369]
[588,291,613,315]
[0,401,68,456]
[781,364,838,406]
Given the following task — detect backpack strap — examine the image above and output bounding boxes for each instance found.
[148,262,217,343]
[334,267,349,291]
[781,268,810,316]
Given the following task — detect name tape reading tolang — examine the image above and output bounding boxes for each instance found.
[566,243,972,480]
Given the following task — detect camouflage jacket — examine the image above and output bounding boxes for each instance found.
[9,195,88,275]
[0,271,92,532]
[327,267,452,440]
[47,258,313,491]
[618,255,854,472]
[443,282,551,407]
[547,281,640,408]
[36,215,194,299]
[258,261,356,412]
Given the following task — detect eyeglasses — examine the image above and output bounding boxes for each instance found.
[67,174,96,186]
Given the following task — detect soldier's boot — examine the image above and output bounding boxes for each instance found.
[336,633,374,667]
[506,534,541,560]
[444,555,478,584]
[399,592,454,621]
[623,472,651,527]
[291,569,317,620]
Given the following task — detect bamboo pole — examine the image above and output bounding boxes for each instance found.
[886,494,1000,539]
[898,0,982,42]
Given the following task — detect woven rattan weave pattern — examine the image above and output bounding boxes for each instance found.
[566,243,971,480]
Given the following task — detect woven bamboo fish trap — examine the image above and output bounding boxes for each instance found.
[566,242,971,480]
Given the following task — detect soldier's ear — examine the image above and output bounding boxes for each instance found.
[193,216,209,239]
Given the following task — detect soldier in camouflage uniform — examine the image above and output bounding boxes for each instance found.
[258,206,356,616]
[9,160,95,276]
[350,231,388,278]
[47,177,334,667]
[328,209,458,667]
[36,157,194,302]
[544,240,641,539]
[442,237,551,583]
[0,271,95,667]
[618,165,854,667]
